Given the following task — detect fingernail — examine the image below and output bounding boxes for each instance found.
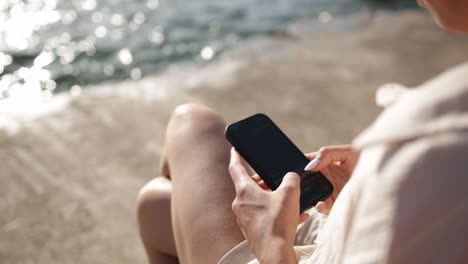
[304,158,320,171]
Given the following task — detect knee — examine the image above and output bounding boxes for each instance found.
[167,103,226,137]
[136,178,171,226]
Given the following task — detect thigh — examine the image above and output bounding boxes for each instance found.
[165,104,244,264]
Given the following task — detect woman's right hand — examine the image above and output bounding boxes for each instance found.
[304,145,359,214]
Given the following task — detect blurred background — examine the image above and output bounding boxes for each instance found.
[0,0,416,99]
[1,1,468,264]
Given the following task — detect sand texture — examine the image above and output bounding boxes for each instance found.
[1,11,467,263]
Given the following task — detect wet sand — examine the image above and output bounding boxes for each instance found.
[1,11,468,263]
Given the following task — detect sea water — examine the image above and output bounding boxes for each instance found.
[0,0,416,99]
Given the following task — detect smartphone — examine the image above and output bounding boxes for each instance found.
[225,113,333,212]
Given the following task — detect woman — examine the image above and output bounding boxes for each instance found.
[136,1,468,263]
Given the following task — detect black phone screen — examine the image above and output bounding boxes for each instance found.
[225,114,333,212]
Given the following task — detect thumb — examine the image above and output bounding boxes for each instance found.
[278,172,301,195]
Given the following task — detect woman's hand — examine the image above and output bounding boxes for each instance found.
[304,145,359,214]
[229,148,301,264]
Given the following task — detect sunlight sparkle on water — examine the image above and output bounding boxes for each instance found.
[91,11,103,23]
[34,52,55,68]
[61,10,77,24]
[149,31,164,45]
[133,13,146,25]
[78,0,97,11]
[95,26,108,38]
[0,0,82,104]
[111,13,125,26]
[146,0,159,10]
[319,11,333,23]
[0,0,151,105]
[0,0,61,51]
[118,49,134,65]
[130,68,142,80]
[0,53,13,67]
[0,52,13,74]
[70,85,82,97]
[201,47,215,61]
[45,80,57,91]
[103,65,115,76]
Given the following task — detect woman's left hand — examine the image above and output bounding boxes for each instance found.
[228,148,303,264]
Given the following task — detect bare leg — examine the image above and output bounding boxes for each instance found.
[137,104,244,264]
[137,176,178,264]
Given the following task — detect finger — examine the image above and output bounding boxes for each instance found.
[252,174,262,183]
[229,148,257,190]
[299,213,310,224]
[258,180,271,191]
[305,152,318,160]
[278,172,301,196]
[316,201,326,214]
[251,174,271,190]
[304,145,354,172]
[316,201,331,214]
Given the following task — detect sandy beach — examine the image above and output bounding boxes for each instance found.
[1,11,468,263]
